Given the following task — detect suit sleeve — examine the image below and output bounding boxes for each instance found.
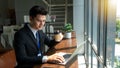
[13,31,43,64]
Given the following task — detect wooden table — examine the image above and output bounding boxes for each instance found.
[34,36,78,68]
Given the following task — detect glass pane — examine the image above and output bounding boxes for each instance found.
[88,43,92,68]
[92,51,98,68]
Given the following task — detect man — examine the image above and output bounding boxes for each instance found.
[14,5,64,68]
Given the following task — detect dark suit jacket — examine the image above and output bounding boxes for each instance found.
[13,24,57,68]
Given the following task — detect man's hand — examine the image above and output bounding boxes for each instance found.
[47,53,65,63]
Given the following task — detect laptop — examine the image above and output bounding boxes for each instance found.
[57,41,86,65]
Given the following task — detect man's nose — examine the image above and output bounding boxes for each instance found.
[41,22,45,25]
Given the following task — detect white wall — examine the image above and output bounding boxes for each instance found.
[73,0,84,45]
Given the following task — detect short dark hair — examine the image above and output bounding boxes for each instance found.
[29,5,48,18]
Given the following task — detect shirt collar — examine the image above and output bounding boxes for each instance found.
[27,24,38,38]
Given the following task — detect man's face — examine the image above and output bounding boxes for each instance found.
[30,14,46,30]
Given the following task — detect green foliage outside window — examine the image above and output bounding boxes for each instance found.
[116,19,120,33]
[114,56,120,68]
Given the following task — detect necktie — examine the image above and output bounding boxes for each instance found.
[36,31,40,48]
[36,31,41,56]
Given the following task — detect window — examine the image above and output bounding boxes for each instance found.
[83,0,116,68]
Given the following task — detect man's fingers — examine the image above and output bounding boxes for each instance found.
[57,56,65,62]
[54,55,65,63]
[47,53,65,63]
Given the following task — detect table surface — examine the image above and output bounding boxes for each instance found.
[34,37,78,68]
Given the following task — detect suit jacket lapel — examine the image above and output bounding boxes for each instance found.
[23,24,38,48]
[38,30,42,48]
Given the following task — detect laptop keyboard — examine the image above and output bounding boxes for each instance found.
[63,54,71,61]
